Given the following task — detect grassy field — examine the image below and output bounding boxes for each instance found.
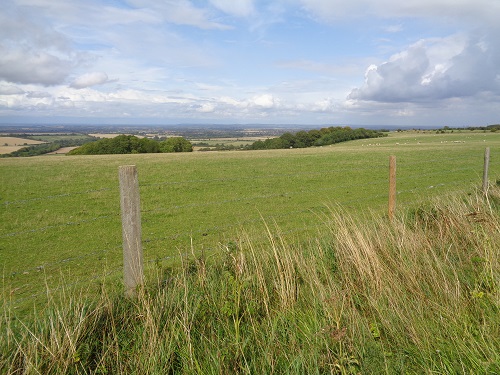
[2,181,499,373]
[1,129,500,373]
[191,136,264,150]
[1,130,499,316]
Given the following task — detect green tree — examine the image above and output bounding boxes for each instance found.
[159,137,193,153]
[68,135,160,155]
[248,126,387,150]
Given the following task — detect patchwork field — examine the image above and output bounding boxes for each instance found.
[0,136,45,154]
[191,136,266,150]
[1,130,500,315]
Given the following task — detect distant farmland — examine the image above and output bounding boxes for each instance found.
[0,136,45,154]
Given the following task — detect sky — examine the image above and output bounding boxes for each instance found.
[1,0,499,127]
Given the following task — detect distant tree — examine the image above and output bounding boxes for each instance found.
[248,126,387,150]
[68,135,160,155]
[159,137,193,153]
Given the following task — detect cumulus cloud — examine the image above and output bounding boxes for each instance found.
[0,50,73,86]
[348,33,500,103]
[0,85,25,95]
[0,5,76,86]
[252,94,279,109]
[70,72,112,89]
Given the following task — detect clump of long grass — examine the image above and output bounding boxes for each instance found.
[324,188,500,373]
[1,188,499,374]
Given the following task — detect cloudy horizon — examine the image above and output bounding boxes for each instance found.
[1,0,499,127]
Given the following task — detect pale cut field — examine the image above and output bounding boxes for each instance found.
[0,137,45,154]
[89,133,144,138]
[47,146,78,154]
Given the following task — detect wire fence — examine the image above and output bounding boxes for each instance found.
[1,165,485,248]
[1,148,496,309]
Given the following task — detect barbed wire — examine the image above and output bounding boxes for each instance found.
[0,153,483,207]
[2,187,390,279]
[1,187,115,206]
[2,152,492,309]
[6,265,124,309]
[139,167,476,217]
[6,243,122,277]
[138,155,475,188]
[1,171,475,282]
[1,163,483,239]
[1,214,118,238]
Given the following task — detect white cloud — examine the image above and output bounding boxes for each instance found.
[0,50,74,86]
[26,91,52,98]
[197,102,216,113]
[70,72,112,89]
[14,0,158,27]
[0,4,78,86]
[219,96,248,108]
[2,0,500,126]
[311,97,337,112]
[0,84,25,95]
[252,94,279,109]
[209,0,255,17]
[383,24,403,33]
[348,33,500,103]
[126,0,231,29]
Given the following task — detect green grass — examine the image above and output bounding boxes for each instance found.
[1,186,499,374]
[192,138,258,148]
[1,131,500,316]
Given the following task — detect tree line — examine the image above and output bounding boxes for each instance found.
[249,127,387,150]
[67,135,193,155]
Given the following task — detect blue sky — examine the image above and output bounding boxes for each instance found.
[1,0,499,127]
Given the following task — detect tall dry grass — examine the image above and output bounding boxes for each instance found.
[1,188,499,374]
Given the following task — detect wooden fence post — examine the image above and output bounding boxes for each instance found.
[483,147,490,195]
[119,165,144,298]
[389,156,396,221]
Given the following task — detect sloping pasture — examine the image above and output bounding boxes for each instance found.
[1,130,499,315]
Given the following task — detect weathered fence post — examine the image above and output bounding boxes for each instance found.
[119,165,144,298]
[483,147,490,195]
[389,155,396,221]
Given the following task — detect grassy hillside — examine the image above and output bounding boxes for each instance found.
[1,130,500,317]
[1,187,499,373]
